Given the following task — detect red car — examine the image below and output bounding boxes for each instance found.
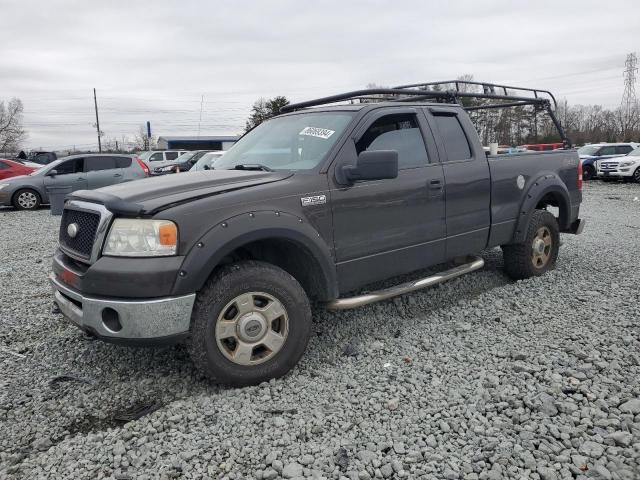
[0,159,37,180]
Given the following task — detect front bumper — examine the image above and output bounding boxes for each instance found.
[0,191,12,206]
[597,170,632,178]
[49,274,195,345]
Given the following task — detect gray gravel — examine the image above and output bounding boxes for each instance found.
[1,181,639,479]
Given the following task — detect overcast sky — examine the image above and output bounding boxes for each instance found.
[1,0,638,150]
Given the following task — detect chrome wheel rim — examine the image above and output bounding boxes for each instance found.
[18,192,37,209]
[215,292,289,366]
[531,226,552,268]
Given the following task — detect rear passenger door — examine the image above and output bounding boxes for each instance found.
[329,108,446,292]
[424,108,491,257]
[85,156,122,189]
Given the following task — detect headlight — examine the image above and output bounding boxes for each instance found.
[103,219,177,257]
[619,160,635,167]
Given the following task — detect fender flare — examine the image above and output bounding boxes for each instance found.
[512,173,571,243]
[172,209,337,299]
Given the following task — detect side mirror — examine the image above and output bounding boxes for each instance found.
[342,150,398,183]
[46,169,58,177]
[203,164,211,170]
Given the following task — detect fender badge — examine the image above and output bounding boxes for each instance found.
[301,194,326,207]
[516,175,525,190]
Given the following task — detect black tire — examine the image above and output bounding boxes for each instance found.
[13,189,41,210]
[634,167,640,183]
[187,260,312,386]
[582,165,595,181]
[502,210,560,280]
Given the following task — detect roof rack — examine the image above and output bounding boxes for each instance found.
[280,81,571,147]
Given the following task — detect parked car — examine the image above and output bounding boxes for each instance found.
[138,150,188,166]
[521,143,564,151]
[191,151,225,171]
[597,146,640,182]
[50,83,584,386]
[577,143,639,180]
[0,154,148,210]
[0,159,37,180]
[27,151,58,165]
[150,150,216,176]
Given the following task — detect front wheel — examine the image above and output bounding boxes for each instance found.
[188,260,312,386]
[634,167,640,183]
[502,210,560,280]
[13,189,41,210]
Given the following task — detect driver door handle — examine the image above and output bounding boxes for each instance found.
[429,179,443,189]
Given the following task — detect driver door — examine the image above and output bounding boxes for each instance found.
[329,108,446,293]
[43,158,87,195]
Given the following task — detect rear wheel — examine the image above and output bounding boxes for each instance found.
[188,260,312,386]
[502,210,560,280]
[13,189,41,210]
[582,165,595,181]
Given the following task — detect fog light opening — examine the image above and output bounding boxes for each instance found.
[102,307,122,333]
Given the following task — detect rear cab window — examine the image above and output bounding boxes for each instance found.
[430,112,472,161]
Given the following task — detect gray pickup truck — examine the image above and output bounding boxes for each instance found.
[50,81,584,386]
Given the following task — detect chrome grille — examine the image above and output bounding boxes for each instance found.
[59,209,101,260]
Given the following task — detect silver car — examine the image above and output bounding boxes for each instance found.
[0,154,148,210]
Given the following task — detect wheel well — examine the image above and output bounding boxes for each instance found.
[535,191,568,228]
[12,188,41,204]
[216,238,330,301]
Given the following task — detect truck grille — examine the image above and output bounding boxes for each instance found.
[59,209,101,260]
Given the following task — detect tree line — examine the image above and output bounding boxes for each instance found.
[3,79,638,154]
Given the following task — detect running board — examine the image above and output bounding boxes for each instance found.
[326,255,485,311]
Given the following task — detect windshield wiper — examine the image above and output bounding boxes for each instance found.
[231,163,273,172]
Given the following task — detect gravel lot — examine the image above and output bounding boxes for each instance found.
[1,181,639,480]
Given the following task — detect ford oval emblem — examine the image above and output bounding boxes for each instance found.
[67,223,79,238]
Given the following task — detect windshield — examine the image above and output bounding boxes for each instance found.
[29,158,65,176]
[137,151,153,161]
[193,152,224,171]
[174,151,196,163]
[577,145,600,156]
[214,112,354,171]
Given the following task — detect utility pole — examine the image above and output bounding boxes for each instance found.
[93,88,102,152]
[621,53,638,140]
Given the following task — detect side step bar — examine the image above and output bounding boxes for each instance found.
[326,255,485,311]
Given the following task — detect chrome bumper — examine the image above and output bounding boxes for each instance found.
[49,274,195,341]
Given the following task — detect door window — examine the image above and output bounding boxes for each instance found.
[149,152,164,162]
[84,156,116,172]
[615,145,632,155]
[598,146,616,156]
[356,113,429,169]
[432,113,472,161]
[165,152,179,161]
[54,158,84,175]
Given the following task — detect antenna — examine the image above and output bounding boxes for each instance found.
[621,53,638,138]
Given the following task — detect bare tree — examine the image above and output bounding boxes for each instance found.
[0,98,26,153]
[132,124,157,151]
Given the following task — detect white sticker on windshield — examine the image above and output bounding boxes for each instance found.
[299,127,335,139]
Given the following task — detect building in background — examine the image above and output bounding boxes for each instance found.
[157,135,239,151]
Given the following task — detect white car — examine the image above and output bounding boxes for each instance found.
[137,150,188,164]
[597,146,640,182]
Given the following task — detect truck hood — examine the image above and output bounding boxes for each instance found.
[69,169,293,215]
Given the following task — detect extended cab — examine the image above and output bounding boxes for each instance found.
[50,82,584,386]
